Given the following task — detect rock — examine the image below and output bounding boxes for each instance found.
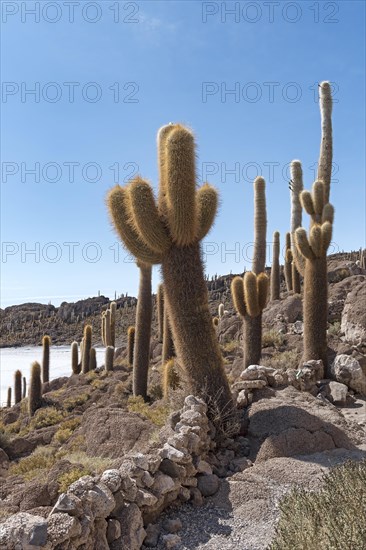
[100,469,122,493]
[118,503,146,550]
[83,408,156,458]
[332,354,366,395]
[159,459,185,479]
[87,482,115,518]
[325,381,348,405]
[160,443,187,463]
[196,459,212,475]
[263,294,302,325]
[0,513,47,549]
[341,279,366,344]
[292,320,304,334]
[141,470,155,488]
[47,512,81,545]
[107,519,121,543]
[151,472,176,497]
[144,523,161,547]
[119,474,138,502]
[190,487,204,506]
[240,365,267,381]
[50,493,83,517]
[197,474,220,497]
[135,488,158,507]
[163,518,182,534]
[132,452,149,470]
[236,379,267,390]
[94,517,110,549]
[0,448,9,476]
[237,390,248,408]
[294,360,324,392]
[162,533,181,548]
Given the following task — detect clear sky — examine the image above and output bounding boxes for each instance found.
[1,0,365,308]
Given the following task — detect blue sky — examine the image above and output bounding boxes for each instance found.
[1,0,365,308]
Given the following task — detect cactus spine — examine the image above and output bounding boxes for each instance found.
[89,347,97,371]
[270,231,280,300]
[14,370,22,404]
[107,124,233,420]
[71,341,80,374]
[284,232,293,292]
[22,376,27,399]
[157,284,164,342]
[105,345,114,372]
[82,325,92,374]
[132,262,152,399]
[295,82,334,371]
[231,177,269,368]
[29,361,42,417]
[7,387,11,407]
[127,326,135,368]
[163,359,180,398]
[42,335,51,383]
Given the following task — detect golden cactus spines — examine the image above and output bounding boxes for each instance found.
[196,184,219,241]
[163,359,180,398]
[71,341,80,375]
[231,276,247,317]
[82,325,92,374]
[300,191,315,216]
[29,361,42,417]
[322,203,334,224]
[317,81,333,204]
[295,228,315,260]
[14,370,22,404]
[42,335,51,384]
[309,225,323,258]
[165,126,198,246]
[105,346,114,372]
[244,272,260,317]
[257,272,269,311]
[312,180,325,217]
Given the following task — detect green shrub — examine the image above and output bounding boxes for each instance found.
[269,460,366,550]
[57,467,90,494]
[262,329,285,349]
[63,393,90,411]
[262,349,299,371]
[127,396,170,427]
[31,407,64,429]
[53,428,73,444]
[9,446,57,480]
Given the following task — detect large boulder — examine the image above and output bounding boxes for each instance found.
[0,512,47,549]
[82,408,156,459]
[263,295,302,326]
[331,354,366,396]
[341,278,366,344]
[248,386,363,462]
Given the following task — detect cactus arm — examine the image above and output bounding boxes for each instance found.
[107,186,163,265]
[312,180,325,217]
[295,228,316,261]
[196,184,219,241]
[127,178,171,254]
[257,272,269,310]
[244,271,260,317]
[322,203,334,224]
[321,221,333,253]
[231,276,247,317]
[317,81,333,204]
[165,126,198,246]
[300,191,315,216]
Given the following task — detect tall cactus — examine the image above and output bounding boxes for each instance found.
[290,160,304,293]
[82,325,92,374]
[105,310,111,347]
[284,232,293,292]
[132,262,152,399]
[89,347,97,371]
[231,177,269,368]
[270,231,280,301]
[105,345,114,372]
[29,361,42,417]
[127,326,135,368]
[295,82,334,370]
[71,341,80,374]
[14,370,22,404]
[42,335,51,383]
[107,124,233,419]
[110,302,116,347]
[22,376,27,399]
[7,387,11,408]
[157,284,164,342]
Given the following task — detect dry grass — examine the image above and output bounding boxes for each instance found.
[270,460,366,550]
[127,396,170,427]
[9,446,57,480]
[262,329,285,349]
[57,467,91,494]
[63,393,90,411]
[222,340,239,353]
[262,349,299,371]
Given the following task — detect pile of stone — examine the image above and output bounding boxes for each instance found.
[0,396,225,550]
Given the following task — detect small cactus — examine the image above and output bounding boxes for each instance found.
[163,359,180,398]
[270,231,280,301]
[42,335,51,384]
[7,387,11,408]
[29,361,42,417]
[127,326,135,367]
[82,325,92,374]
[213,316,219,327]
[218,303,224,318]
[14,370,22,404]
[105,345,114,372]
[71,341,80,374]
[89,347,97,371]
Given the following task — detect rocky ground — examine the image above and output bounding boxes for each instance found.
[0,251,365,548]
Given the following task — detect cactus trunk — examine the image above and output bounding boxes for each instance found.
[7,387,11,408]
[303,256,328,368]
[162,244,233,414]
[162,303,174,364]
[14,370,22,404]
[292,262,301,294]
[270,232,280,301]
[22,376,27,399]
[82,325,92,374]
[127,327,135,368]
[133,263,152,400]
[29,362,42,417]
[157,284,164,342]
[42,335,50,383]
[243,314,262,368]
[71,341,80,374]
